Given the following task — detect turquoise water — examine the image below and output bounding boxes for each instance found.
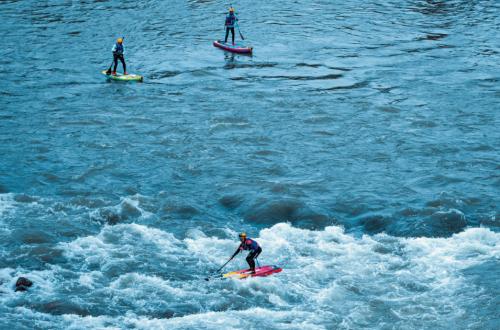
[0,0,499,329]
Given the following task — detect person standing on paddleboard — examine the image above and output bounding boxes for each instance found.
[111,37,126,76]
[230,233,262,274]
[224,7,238,45]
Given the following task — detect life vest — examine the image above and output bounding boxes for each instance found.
[225,14,236,27]
[240,238,260,251]
[114,43,124,55]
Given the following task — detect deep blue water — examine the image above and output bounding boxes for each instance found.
[0,0,499,329]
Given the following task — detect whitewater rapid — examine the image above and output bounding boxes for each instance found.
[1,203,498,329]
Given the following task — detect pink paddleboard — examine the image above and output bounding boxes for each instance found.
[223,265,282,279]
[213,40,253,54]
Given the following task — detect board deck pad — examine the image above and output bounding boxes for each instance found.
[213,40,253,54]
[101,70,143,82]
[222,265,282,279]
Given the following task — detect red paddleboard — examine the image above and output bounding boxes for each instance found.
[213,40,253,54]
[223,265,282,279]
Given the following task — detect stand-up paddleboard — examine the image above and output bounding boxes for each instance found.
[213,40,253,54]
[101,70,143,82]
[223,265,282,279]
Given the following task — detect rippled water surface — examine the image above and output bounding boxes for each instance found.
[0,0,499,329]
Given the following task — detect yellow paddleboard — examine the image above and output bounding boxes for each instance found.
[101,70,143,82]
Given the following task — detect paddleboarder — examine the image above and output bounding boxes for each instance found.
[224,7,238,45]
[110,37,127,76]
[230,233,262,274]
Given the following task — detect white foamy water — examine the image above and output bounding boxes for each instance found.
[1,223,498,329]
[0,193,16,238]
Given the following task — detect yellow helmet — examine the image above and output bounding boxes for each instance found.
[238,232,246,239]
[117,38,123,44]
[229,7,235,13]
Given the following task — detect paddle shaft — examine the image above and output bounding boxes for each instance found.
[215,256,233,273]
[236,23,245,40]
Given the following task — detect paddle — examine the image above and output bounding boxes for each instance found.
[105,59,114,75]
[205,256,234,281]
[105,36,125,75]
[236,22,245,41]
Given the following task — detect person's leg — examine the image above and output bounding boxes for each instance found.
[119,55,127,74]
[112,55,118,74]
[224,28,229,43]
[254,247,262,268]
[247,249,259,273]
[231,28,235,45]
[246,253,256,272]
[254,247,262,260]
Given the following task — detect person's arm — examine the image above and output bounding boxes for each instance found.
[112,44,116,53]
[230,244,242,259]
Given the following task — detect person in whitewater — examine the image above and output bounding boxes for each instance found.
[110,37,126,75]
[224,7,238,45]
[230,232,262,274]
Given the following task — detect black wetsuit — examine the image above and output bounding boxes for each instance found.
[113,54,126,73]
[224,13,238,44]
[246,246,262,271]
[224,27,235,44]
[112,42,126,73]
